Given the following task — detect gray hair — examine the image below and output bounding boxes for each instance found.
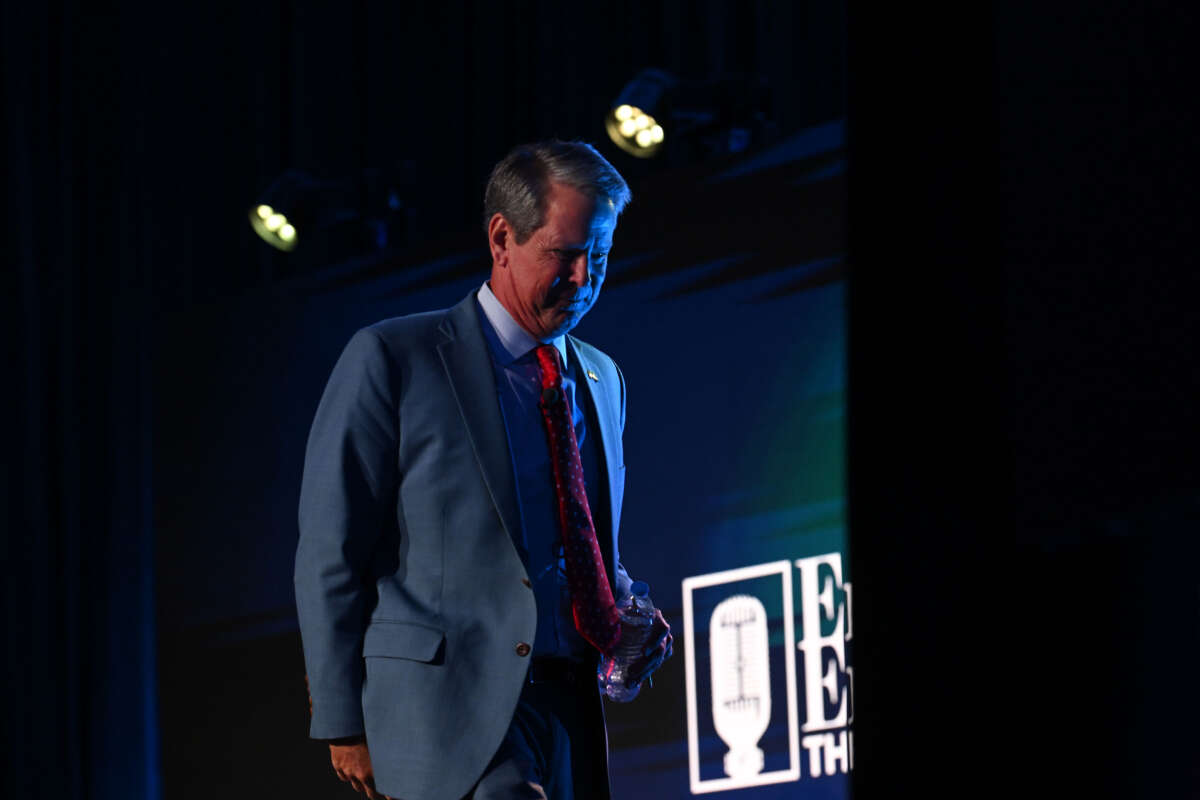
[482,140,632,244]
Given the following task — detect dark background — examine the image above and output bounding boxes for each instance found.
[850,2,1200,797]
[6,1,1199,798]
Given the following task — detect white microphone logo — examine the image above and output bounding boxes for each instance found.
[709,594,771,778]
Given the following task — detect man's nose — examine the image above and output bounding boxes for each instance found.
[567,254,590,287]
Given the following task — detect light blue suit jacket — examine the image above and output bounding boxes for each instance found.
[294,289,630,800]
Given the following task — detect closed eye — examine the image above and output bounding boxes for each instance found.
[549,248,607,262]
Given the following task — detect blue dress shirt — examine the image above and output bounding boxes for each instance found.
[475,281,603,659]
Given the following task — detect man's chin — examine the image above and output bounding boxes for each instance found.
[538,311,580,340]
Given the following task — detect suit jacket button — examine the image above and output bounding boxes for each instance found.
[515,642,531,657]
[521,577,532,588]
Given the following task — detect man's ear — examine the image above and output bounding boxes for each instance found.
[487,213,511,268]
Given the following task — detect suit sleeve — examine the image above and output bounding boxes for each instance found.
[294,328,399,740]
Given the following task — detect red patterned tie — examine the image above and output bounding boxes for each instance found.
[534,344,622,656]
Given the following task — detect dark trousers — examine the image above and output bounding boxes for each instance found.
[469,660,611,800]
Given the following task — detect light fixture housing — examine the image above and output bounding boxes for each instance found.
[605,70,774,162]
[247,169,358,252]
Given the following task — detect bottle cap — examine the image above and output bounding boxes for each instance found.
[631,580,650,597]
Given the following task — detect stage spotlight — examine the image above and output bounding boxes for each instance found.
[605,69,677,158]
[605,70,774,163]
[249,163,415,263]
[250,204,297,250]
[248,169,369,253]
[249,171,326,252]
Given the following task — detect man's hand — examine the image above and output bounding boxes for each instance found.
[329,736,393,800]
[627,609,674,687]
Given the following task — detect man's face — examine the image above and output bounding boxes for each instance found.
[489,181,616,341]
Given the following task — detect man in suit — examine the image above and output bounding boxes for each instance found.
[295,140,672,800]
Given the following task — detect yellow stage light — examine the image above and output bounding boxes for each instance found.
[248,206,299,252]
[605,103,665,158]
[604,69,677,158]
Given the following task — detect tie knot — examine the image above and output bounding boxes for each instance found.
[534,344,563,387]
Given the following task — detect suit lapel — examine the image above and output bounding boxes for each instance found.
[437,293,526,560]
[568,338,622,582]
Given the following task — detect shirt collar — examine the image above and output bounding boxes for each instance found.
[477,281,569,369]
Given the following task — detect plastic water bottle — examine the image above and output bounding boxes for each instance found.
[598,581,656,702]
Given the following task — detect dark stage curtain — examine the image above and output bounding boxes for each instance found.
[4,4,158,799]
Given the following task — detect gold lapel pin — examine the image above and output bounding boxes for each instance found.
[586,370,599,382]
